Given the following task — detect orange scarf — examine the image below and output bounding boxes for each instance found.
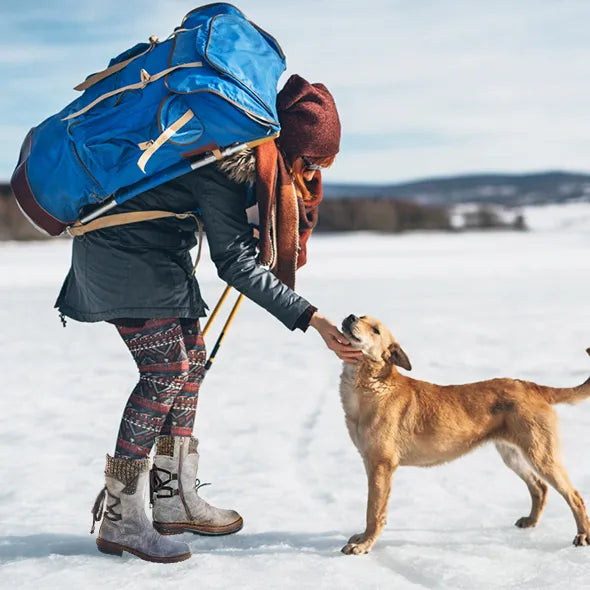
[254,141,322,289]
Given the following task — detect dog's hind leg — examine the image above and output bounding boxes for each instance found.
[495,441,548,528]
[511,414,590,546]
[341,458,397,555]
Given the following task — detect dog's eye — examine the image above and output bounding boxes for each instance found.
[372,326,380,335]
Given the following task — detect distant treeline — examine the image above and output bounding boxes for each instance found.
[324,171,590,206]
[0,184,44,240]
[0,182,525,241]
[315,198,451,232]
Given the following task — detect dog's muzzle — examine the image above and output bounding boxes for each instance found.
[342,314,358,334]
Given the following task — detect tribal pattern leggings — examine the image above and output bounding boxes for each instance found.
[113,318,206,459]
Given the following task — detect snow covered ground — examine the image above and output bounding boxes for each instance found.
[1,206,590,589]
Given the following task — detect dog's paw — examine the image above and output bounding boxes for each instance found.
[347,533,366,544]
[573,533,590,546]
[341,533,374,555]
[341,541,372,555]
[515,516,538,528]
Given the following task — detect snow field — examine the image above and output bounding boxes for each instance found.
[1,208,590,589]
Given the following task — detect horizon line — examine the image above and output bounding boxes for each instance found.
[3,168,590,189]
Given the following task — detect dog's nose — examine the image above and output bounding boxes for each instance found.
[343,314,358,329]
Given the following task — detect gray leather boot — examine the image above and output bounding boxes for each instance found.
[151,436,243,536]
[90,454,192,563]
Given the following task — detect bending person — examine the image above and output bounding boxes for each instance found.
[56,74,361,562]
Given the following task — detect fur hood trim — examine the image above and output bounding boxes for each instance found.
[217,147,256,185]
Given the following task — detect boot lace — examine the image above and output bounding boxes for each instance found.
[90,485,122,534]
[195,478,211,493]
[150,466,179,504]
[149,466,211,504]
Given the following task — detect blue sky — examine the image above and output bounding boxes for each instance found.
[2,0,590,183]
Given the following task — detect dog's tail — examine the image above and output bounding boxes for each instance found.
[537,348,590,405]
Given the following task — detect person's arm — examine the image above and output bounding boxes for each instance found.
[191,168,362,362]
[193,167,312,330]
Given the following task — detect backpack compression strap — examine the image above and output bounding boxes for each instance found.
[63,62,203,121]
[73,36,159,92]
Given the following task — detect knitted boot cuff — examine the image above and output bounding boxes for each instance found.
[155,436,175,457]
[156,436,199,456]
[105,454,149,486]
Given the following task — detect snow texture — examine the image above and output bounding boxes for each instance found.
[1,206,590,589]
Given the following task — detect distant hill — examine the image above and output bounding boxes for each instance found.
[324,171,590,206]
[2,170,590,239]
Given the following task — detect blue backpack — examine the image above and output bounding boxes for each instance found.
[11,3,285,236]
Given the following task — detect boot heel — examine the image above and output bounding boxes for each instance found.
[96,538,124,556]
[153,522,184,535]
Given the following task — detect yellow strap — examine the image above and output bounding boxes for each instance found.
[137,109,195,173]
[62,62,202,121]
[212,149,223,161]
[74,39,158,91]
[245,133,280,149]
[67,209,203,274]
[67,210,179,235]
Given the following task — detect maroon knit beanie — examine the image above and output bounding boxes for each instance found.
[276,74,341,162]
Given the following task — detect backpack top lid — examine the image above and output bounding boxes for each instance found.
[167,3,285,125]
[181,3,284,61]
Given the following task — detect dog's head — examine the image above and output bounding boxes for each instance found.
[341,315,411,371]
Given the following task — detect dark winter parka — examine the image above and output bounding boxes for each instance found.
[55,161,313,330]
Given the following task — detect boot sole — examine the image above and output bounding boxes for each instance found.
[154,516,244,536]
[96,537,192,563]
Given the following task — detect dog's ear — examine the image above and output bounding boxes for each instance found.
[385,343,412,371]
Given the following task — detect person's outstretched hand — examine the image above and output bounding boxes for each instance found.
[309,312,363,363]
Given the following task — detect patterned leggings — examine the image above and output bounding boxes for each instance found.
[113,318,206,459]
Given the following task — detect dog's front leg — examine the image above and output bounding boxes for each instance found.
[342,459,397,555]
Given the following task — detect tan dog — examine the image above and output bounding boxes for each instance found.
[339,314,590,555]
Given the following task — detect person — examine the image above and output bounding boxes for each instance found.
[56,74,361,563]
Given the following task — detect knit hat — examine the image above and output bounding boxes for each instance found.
[276,74,341,161]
